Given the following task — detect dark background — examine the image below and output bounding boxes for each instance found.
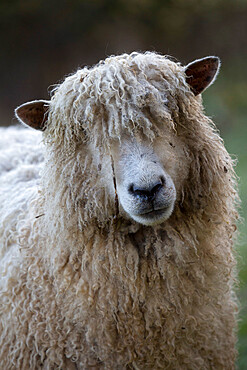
[1,0,246,125]
[1,0,247,366]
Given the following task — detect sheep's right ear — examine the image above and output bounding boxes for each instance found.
[15,100,50,130]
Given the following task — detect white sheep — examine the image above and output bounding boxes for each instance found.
[0,52,238,369]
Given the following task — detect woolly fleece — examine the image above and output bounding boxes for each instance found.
[0,52,239,369]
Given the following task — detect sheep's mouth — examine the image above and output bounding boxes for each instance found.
[129,203,174,226]
[138,208,168,218]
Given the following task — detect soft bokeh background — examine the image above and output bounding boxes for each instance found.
[1,0,246,366]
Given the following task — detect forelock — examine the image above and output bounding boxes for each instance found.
[47,52,191,149]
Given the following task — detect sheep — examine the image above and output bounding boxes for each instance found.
[0,52,239,369]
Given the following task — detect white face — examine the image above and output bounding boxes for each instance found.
[110,134,182,226]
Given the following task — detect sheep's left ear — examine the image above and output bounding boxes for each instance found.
[185,56,221,96]
[15,100,50,130]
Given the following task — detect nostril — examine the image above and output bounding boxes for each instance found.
[151,182,163,196]
[160,176,165,186]
[150,178,165,196]
[128,184,135,194]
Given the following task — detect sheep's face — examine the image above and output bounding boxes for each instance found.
[15,53,221,226]
[110,132,186,226]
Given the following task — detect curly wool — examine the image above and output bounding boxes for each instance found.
[0,52,239,369]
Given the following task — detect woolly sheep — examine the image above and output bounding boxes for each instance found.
[0,52,239,369]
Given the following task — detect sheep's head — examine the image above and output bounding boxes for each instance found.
[15,53,220,227]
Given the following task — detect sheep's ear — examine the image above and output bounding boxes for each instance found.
[185,56,221,96]
[15,100,50,130]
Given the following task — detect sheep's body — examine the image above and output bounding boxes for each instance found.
[0,127,43,261]
[0,52,238,369]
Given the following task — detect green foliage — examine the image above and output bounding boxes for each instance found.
[204,59,247,369]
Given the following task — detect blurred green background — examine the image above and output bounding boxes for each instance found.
[0,0,246,366]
